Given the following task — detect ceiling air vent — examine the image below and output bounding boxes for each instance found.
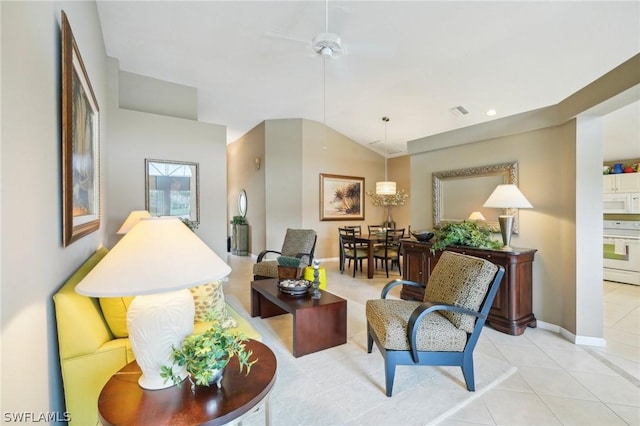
[451,106,469,117]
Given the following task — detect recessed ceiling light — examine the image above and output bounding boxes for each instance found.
[486,109,497,116]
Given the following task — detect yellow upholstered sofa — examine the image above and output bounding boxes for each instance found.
[53,247,260,426]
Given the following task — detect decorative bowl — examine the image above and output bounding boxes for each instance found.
[278,279,311,296]
[410,230,435,242]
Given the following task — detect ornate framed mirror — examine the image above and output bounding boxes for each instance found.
[238,190,247,218]
[433,162,519,232]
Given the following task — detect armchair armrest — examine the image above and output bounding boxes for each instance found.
[294,251,314,266]
[406,301,485,363]
[256,250,282,263]
[380,279,422,299]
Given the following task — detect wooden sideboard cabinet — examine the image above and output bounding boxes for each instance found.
[400,240,537,336]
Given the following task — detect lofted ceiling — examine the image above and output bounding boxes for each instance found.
[96,1,640,156]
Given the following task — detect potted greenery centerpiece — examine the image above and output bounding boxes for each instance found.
[161,312,256,391]
[277,255,303,280]
[430,221,501,253]
[230,215,246,225]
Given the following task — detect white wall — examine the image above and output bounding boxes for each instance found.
[1,4,228,421]
[106,64,228,255]
[228,118,388,260]
[575,116,605,337]
[106,107,227,254]
[227,122,266,254]
[410,122,577,330]
[264,119,304,251]
[1,1,108,419]
[118,70,198,121]
[301,119,388,259]
[603,100,640,161]
[408,55,639,340]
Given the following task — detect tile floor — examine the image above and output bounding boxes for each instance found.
[223,255,640,425]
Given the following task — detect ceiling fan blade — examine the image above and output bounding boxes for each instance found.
[346,41,397,58]
[262,30,311,47]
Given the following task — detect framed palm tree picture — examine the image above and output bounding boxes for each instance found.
[319,174,365,221]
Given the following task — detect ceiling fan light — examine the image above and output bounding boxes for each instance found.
[312,32,342,57]
[376,181,396,195]
[320,46,333,57]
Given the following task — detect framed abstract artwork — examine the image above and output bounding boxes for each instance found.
[62,11,100,246]
[145,159,200,223]
[320,173,365,221]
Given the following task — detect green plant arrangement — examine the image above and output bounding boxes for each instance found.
[277,256,303,280]
[230,215,246,225]
[430,221,502,253]
[161,312,256,390]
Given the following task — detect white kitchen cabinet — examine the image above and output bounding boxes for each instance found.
[603,173,640,193]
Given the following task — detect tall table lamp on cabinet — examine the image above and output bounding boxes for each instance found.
[483,184,532,251]
[76,216,231,390]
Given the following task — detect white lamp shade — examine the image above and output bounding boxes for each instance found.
[116,210,151,234]
[483,184,533,209]
[76,216,231,297]
[376,181,396,195]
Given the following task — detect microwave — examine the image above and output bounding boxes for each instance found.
[604,192,640,214]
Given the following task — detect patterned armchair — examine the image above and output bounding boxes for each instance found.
[252,228,317,280]
[366,251,504,396]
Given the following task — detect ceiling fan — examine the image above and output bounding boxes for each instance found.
[262,1,387,60]
[312,32,343,58]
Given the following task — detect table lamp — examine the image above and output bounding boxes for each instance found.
[467,211,486,222]
[76,216,231,390]
[483,184,532,251]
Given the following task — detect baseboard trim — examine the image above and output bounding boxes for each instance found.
[536,320,606,347]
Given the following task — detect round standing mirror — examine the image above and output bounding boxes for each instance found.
[238,190,247,218]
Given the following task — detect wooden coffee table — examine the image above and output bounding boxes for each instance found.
[98,339,276,426]
[251,279,347,357]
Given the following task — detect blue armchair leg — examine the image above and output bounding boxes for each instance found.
[461,356,475,391]
[384,359,396,397]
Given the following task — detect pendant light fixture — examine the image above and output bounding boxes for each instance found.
[376,116,396,195]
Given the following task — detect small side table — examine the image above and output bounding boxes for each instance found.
[98,339,276,426]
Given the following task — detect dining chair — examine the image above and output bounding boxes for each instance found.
[368,225,383,235]
[345,225,362,235]
[338,227,367,277]
[368,225,385,268]
[373,228,405,278]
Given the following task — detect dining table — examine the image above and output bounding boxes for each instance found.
[340,233,387,279]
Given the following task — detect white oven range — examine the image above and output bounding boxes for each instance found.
[603,219,640,285]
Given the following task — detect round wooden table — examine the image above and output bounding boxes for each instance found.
[98,339,276,425]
